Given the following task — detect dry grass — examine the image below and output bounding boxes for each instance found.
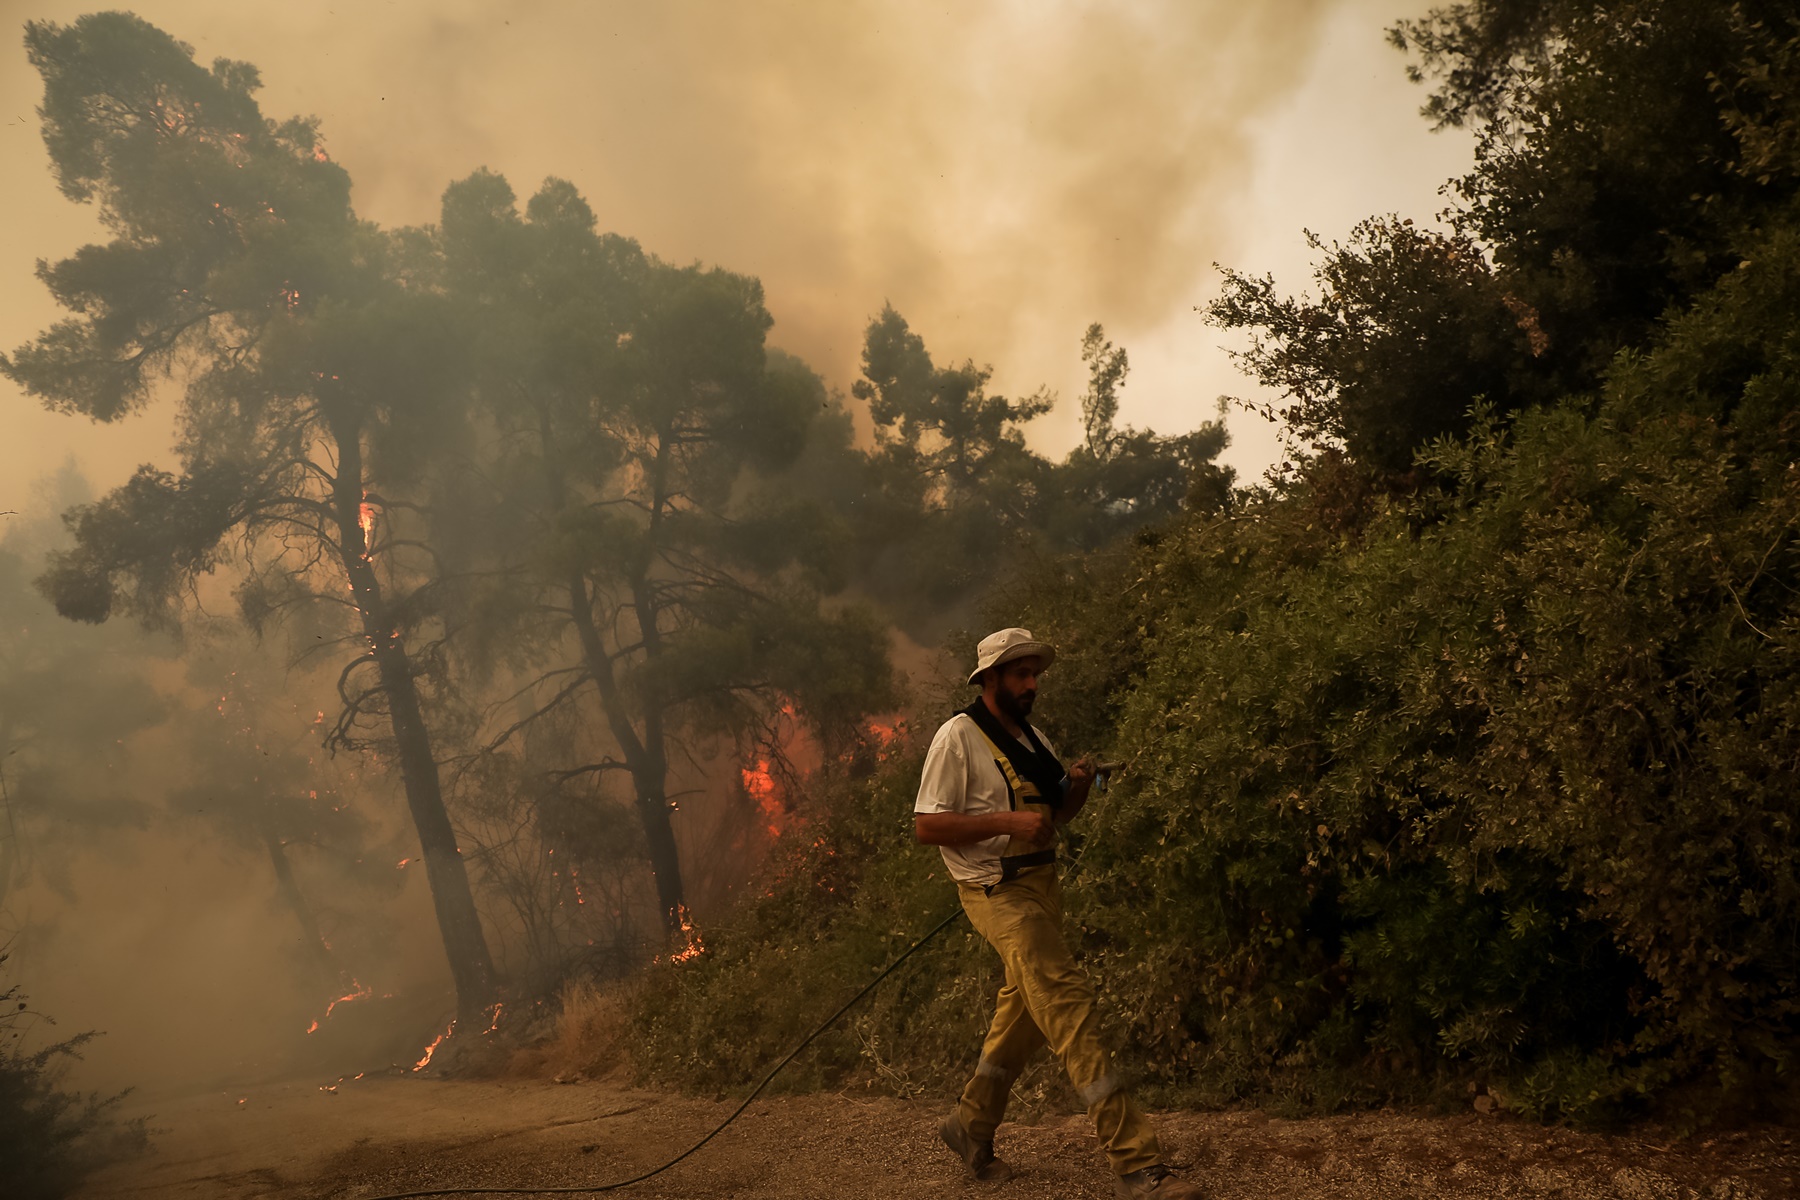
[507,979,633,1083]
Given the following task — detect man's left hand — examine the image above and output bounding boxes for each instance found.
[1068,757,1097,789]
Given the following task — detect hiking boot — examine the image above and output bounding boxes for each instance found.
[939,1111,1013,1182]
[1113,1163,1205,1199]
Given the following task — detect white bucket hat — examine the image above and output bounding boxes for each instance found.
[968,627,1056,685]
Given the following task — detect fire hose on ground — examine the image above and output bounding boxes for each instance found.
[357,905,968,1199]
[359,761,1121,1199]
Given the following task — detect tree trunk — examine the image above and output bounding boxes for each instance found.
[332,423,497,1023]
[565,570,686,930]
[633,767,684,929]
[534,401,686,931]
[262,827,337,988]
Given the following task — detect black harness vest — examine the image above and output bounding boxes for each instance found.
[959,700,1066,882]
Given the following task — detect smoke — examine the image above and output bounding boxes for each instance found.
[0,0,1421,1095]
[2,0,1343,494]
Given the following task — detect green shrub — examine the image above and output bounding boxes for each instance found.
[632,381,1800,1122]
[0,965,148,1200]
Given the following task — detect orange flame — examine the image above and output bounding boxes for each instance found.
[864,718,903,763]
[742,759,784,837]
[305,978,373,1034]
[324,980,373,1018]
[741,759,776,802]
[358,498,377,559]
[665,905,706,965]
[481,1003,503,1035]
[413,1020,455,1071]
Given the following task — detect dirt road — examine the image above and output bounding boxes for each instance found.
[76,1075,1797,1200]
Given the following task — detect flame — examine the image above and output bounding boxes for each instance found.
[665,905,706,965]
[413,1020,455,1071]
[324,980,373,1018]
[481,1003,503,1035]
[358,498,377,559]
[864,718,904,763]
[742,759,784,837]
[305,978,373,1033]
[741,759,776,802]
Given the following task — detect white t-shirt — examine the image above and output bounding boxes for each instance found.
[914,712,1061,886]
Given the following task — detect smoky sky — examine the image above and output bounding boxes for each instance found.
[1,0,1475,500]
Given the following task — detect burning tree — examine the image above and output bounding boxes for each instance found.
[2,15,498,1022]
[434,171,896,929]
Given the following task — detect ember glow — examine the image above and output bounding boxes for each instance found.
[413,1020,455,1071]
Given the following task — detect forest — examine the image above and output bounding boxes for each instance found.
[5,1,1800,1194]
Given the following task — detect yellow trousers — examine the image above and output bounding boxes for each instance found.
[955,867,1162,1176]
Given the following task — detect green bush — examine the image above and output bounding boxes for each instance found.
[631,379,1800,1123]
[0,965,148,1200]
[630,1,1800,1125]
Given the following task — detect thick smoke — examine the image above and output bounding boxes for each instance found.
[0,0,1391,1095]
[1,0,1348,492]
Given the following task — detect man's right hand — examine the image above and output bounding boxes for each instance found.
[1007,810,1055,845]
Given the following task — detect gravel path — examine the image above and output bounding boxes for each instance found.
[74,1076,1797,1200]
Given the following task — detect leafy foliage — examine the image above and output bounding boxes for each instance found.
[0,959,148,1200]
[852,307,1232,631]
[6,12,502,1020]
[1209,218,1549,473]
[632,0,1800,1126]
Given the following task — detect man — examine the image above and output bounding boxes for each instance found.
[915,627,1204,1199]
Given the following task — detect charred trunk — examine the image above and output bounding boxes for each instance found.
[566,571,686,930]
[632,766,685,930]
[537,403,686,933]
[262,827,337,988]
[332,424,497,1023]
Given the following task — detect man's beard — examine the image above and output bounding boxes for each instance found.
[996,686,1035,724]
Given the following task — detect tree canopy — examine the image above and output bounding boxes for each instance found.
[631,0,1800,1124]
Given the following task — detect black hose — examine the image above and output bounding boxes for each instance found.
[357,905,966,1199]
